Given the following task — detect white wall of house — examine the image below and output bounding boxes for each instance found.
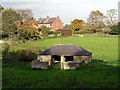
[39,24,52,28]
[46,24,52,27]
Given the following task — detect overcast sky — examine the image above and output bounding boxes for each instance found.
[1,0,119,24]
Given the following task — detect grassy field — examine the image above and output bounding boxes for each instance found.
[2,36,119,88]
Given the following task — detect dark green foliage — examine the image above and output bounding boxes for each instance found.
[2,45,22,63]
[53,31,61,36]
[50,63,61,70]
[43,30,61,36]
[118,22,120,34]
[2,8,22,37]
[2,45,38,63]
[0,5,4,12]
[73,30,94,34]
[109,24,119,35]
[32,36,41,40]
[39,25,51,37]
[1,7,40,41]
[47,30,54,35]
[2,43,10,62]
[20,49,37,61]
[15,29,29,40]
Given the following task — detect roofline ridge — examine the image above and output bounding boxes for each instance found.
[44,17,50,23]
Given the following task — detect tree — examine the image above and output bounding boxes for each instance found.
[0,5,4,12]
[16,9,33,21]
[38,25,51,37]
[2,8,22,37]
[106,9,117,26]
[70,19,85,31]
[87,10,105,32]
[16,20,39,40]
[0,5,3,38]
[15,9,41,40]
[109,24,119,35]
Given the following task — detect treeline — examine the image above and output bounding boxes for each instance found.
[1,5,62,43]
[1,5,42,42]
[70,10,119,35]
[1,5,119,43]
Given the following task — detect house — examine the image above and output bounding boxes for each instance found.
[31,44,92,70]
[38,16,63,31]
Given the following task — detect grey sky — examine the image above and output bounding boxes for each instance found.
[1,0,119,24]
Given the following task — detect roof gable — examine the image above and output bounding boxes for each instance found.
[45,18,56,24]
[38,16,61,24]
[38,18,46,24]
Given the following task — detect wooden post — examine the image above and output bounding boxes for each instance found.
[61,55,65,69]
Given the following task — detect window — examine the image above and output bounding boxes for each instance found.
[65,56,73,61]
[52,55,61,61]
[50,23,52,26]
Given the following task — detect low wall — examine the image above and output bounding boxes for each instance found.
[63,61,80,70]
[74,55,92,63]
[31,60,49,69]
[37,55,51,65]
[36,55,92,70]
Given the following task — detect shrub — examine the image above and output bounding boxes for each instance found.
[52,32,61,36]
[50,63,61,70]
[109,24,119,35]
[39,25,51,37]
[2,44,22,63]
[2,46,38,63]
[48,30,54,35]
[20,49,37,61]
[73,30,94,34]
[2,43,10,62]
[32,36,41,40]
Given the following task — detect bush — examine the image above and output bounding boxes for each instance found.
[73,30,94,34]
[20,49,37,61]
[2,43,10,62]
[52,32,61,36]
[39,25,51,37]
[2,45,38,63]
[48,30,54,35]
[32,36,41,40]
[109,24,119,35]
[2,44,22,63]
[50,63,61,70]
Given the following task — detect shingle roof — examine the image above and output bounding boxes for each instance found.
[40,45,92,56]
[38,17,56,24]
[38,18,46,24]
[45,18,56,23]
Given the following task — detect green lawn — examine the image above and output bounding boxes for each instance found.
[2,36,119,88]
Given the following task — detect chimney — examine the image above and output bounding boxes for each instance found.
[46,16,49,19]
[57,16,59,19]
